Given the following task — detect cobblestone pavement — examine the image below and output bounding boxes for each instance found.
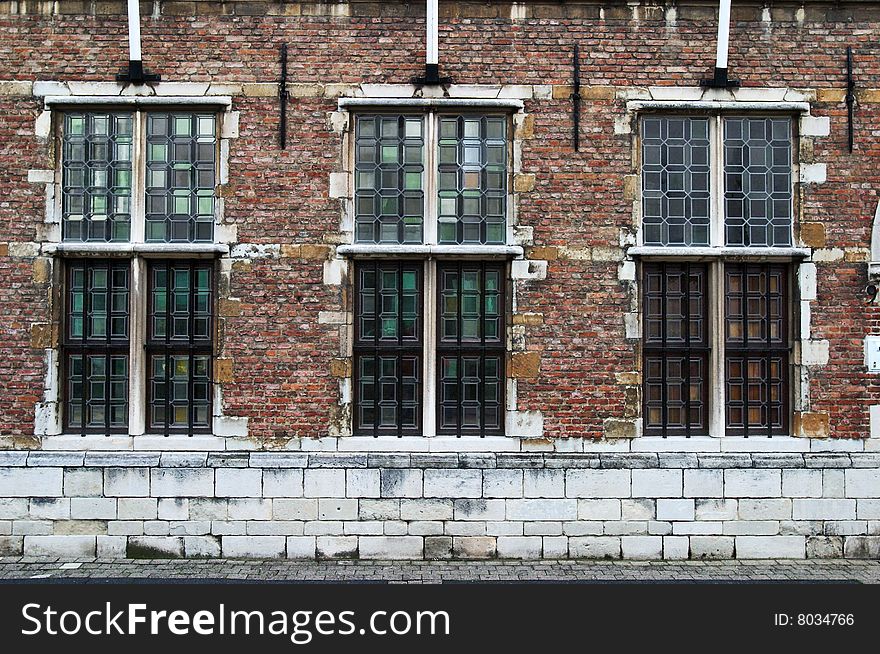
[0,558,878,583]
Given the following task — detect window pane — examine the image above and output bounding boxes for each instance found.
[64,261,130,432]
[437,115,507,245]
[146,261,214,433]
[723,117,792,247]
[436,263,506,436]
[640,116,710,246]
[62,112,133,243]
[354,115,424,244]
[642,263,709,437]
[146,113,216,243]
[724,263,790,435]
[354,262,423,436]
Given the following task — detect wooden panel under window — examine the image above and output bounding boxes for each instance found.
[642,262,710,437]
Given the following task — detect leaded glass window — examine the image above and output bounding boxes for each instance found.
[146,113,216,243]
[63,260,130,433]
[724,117,792,247]
[354,262,422,436]
[146,261,214,433]
[436,262,505,436]
[354,115,424,244]
[62,113,133,242]
[437,116,507,245]
[642,263,709,436]
[724,263,790,435]
[641,117,710,246]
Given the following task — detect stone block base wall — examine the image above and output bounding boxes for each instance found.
[1,451,879,560]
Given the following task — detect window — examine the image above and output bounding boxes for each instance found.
[639,114,796,437]
[350,110,511,437]
[354,113,507,245]
[641,115,792,247]
[63,260,130,433]
[59,109,219,436]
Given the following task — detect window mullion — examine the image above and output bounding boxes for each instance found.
[424,112,438,246]
[128,258,146,436]
[711,115,725,248]
[710,261,726,438]
[423,259,437,437]
[131,111,146,244]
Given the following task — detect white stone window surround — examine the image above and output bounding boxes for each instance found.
[329,97,541,440]
[622,90,831,443]
[33,94,247,443]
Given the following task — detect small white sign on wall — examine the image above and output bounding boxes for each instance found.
[865,335,880,372]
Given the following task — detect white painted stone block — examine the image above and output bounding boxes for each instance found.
[215,468,262,498]
[318,499,358,521]
[542,536,568,558]
[273,499,318,521]
[569,536,621,559]
[691,536,735,558]
[0,468,62,497]
[656,499,695,521]
[798,263,817,300]
[683,469,723,498]
[97,535,127,558]
[671,522,722,535]
[423,469,482,498]
[631,470,682,498]
[25,535,95,557]
[63,468,103,496]
[345,469,379,498]
[399,499,452,521]
[736,536,805,559]
[359,536,423,559]
[695,499,737,521]
[183,536,221,557]
[157,498,188,520]
[578,499,622,520]
[454,499,505,521]
[104,468,150,497]
[523,469,564,497]
[799,163,827,184]
[782,469,822,497]
[226,499,272,521]
[379,469,422,498]
[117,498,158,520]
[621,536,662,559]
[823,470,845,498]
[507,499,577,521]
[70,498,116,520]
[222,536,286,558]
[150,469,214,497]
[304,469,345,498]
[800,339,830,366]
[323,259,347,286]
[496,536,542,559]
[845,469,880,498]
[792,499,857,520]
[329,172,349,198]
[799,115,830,137]
[663,536,690,559]
[483,470,523,498]
[738,499,792,520]
[505,410,544,437]
[29,498,69,520]
[621,499,655,520]
[262,469,304,497]
[286,536,317,559]
[857,500,880,520]
[724,469,781,497]
[566,470,631,498]
[510,260,547,280]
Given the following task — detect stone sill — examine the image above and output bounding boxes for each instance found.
[627,246,812,261]
[627,100,811,113]
[338,97,525,110]
[336,244,524,258]
[34,434,873,453]
[42,243,230,257]
[43,95,232,108]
